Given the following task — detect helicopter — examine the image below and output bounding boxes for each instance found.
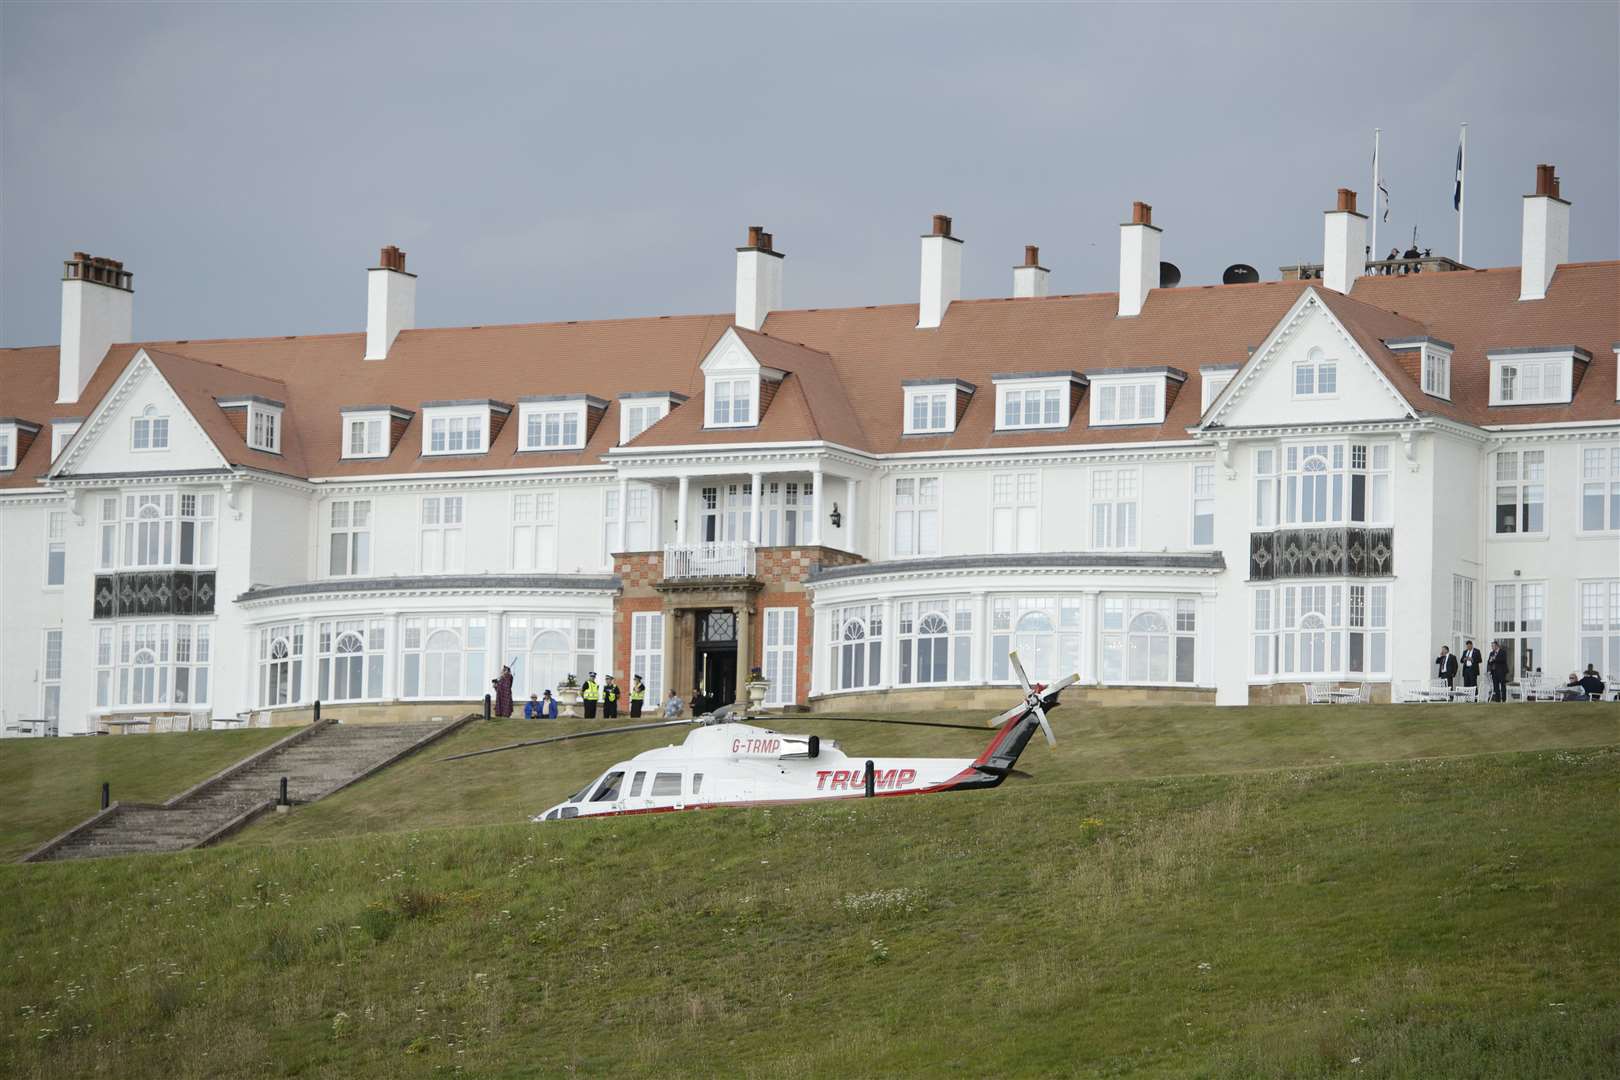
[442,653,1077,821]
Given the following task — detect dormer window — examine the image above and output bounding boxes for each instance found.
[1489,347,1585,406]
[421,400,509,456]
[1388,337,1454,402]
[1086,367,1182,427]
[618,392,685,444]
[709,377,756,427]
[1199,366,1238,415]
[248,402,282,453]
[902,379,972,435]
[0,425,14,470]
[517,395,605,452]
[1293,348,1337,398]
[132,405,170,451]
[992,372,1083,431]
[50,419,82,462]
[340,406,410,459]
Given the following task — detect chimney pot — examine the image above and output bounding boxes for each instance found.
[746,225,764,248]
[1534,163,1555,196]
[932,214,952,238]
[1024,245,1040,267]
[1131,201,1152,226]
[1336,188,1357,213]
[760,231,773,252]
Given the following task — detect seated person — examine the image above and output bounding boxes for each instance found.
[1578,666,1606,700]
[524,693,543,719]
[663,690,685,718]
[1561,673,1587,701]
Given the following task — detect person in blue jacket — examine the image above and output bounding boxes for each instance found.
[525,691,559,720]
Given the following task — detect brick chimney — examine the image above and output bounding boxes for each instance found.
[58,252,134,404]
[917,214,962,329]
[1520,164,1570,301]
[735,225,784,331]
[366,245,416,360]
[1013,245,1049,299]
[1322,187,1367,295]
[1117,202,1160,317]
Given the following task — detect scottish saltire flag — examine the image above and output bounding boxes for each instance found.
[1453,140,1463,210]
[1380,176,1391,221]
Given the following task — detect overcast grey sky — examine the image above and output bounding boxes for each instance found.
[2,2,1616,347]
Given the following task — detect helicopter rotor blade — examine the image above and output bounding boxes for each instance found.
[439,718,698,762]
[789,715,993,732]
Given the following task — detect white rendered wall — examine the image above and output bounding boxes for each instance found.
[917,236,962,330]
[1218,302,1410,427]
[1519,197,1570,302]
[1322,211,1366,295]
[1117,224,1160,318]
[734,250,782,332]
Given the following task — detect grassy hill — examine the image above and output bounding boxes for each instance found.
[0,727,288,861]
[1,704,1616,1078]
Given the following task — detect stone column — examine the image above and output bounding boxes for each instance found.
[810,466,824,546]
[1082,591,1100,685]
[661,602,678,707]
[385,612,402,701]
[616,477,629,556]
[749,471,763,545]
[676,476,690,544]
[736,602,753,704]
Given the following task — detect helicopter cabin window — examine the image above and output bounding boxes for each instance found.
[590,771,625,802]
[691,773,704,795]
[650,772,683,797]
[559,806,579,819]
[629,771,647,797]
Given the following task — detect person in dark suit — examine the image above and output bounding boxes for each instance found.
[1458,640,1483,696]
[1487,642,1509,702]
[1434,645,1458,689]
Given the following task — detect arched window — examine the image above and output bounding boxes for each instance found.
[1294,347,1337,398]
[263,637,295,705]
[528,629,571,697]
[1103,596,1199,685]
[1013,611,1056,684]
[991,598,1081,683]
[1298,612,1328,673]
[130,648,159,704]
[316,620,384,702]
[830,605,883,691]
[839,617,868,690]
[1126,610,1170,683]
[423,629,463,698]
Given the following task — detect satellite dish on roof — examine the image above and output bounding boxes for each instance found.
[1159,262,1182,288]
[1222,263,1260,285]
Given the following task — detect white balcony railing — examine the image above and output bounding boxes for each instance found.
[662,541,756,579]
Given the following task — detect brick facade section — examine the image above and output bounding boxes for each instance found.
[611,546,865,706]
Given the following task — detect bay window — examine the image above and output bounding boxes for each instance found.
[402,615,488,699]
[897,599,973,685]
[1253,448,1277,528]
[991,597,1081,684]
[1261,442,1390,527]
[832,604,883,691]
[317,619,386,701]
[1493,450,1546,534]
[257,623,305,707]
[504,615,598,699]
[1253,582,1389,680]
[1101,596,1198,685]
[97,621,211,709]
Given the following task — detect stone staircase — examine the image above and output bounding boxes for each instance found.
[22,717,473,862]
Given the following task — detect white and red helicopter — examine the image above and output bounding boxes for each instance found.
[443,653,1077,821]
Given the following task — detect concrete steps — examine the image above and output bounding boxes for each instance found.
[26,717,471,862]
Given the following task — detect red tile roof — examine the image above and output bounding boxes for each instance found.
[2,261,1614,490]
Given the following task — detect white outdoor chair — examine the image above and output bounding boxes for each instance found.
[1306,682,1333,705]
[1397,679,1424,703]
[1451,685,1478,704]
[1355,683,1372,703]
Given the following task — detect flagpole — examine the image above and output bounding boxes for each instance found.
[1458,122,1468,264]
[1370,128,1381,271]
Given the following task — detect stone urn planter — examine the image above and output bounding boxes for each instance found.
[744,674,770,713]
[557,684,582,719]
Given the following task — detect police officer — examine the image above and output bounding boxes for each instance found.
[629,674,646,718]
[582,672,600,719]
[602,674,620,720]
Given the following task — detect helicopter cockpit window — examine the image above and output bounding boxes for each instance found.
[691,773,704,795]
[629,771,647,797]
[650,772,682,797]
[567,784,590,804]
[590,771,625,802]
[544,809,559,821]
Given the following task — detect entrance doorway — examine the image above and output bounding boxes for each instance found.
[694,609,738,713]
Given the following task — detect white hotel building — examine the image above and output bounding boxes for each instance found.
[1,165,1615,734]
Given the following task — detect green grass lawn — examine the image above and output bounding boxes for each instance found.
[0,727,288,861]
[239,701,1619,846]
[1,705,1616,1078]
